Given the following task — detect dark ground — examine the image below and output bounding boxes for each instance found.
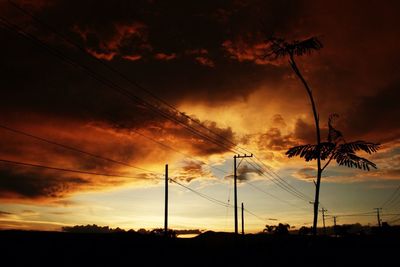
[1,230,399,266]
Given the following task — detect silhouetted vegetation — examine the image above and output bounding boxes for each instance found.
[298,226,312,235]
[293,222,400,237]
[263,223,291,235]
[62,224,125,233]
[149,228,177,238]
[61,224,201,238]
[265,37,380,235]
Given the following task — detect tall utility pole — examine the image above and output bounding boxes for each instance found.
[164,164,168,236]
[319,208,327,234]
[241,202,245,235]
[233,154,253,235]
[333,216,337,237]
[374,208,382,228]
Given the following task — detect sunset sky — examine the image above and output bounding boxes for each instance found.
[0,0,399,233]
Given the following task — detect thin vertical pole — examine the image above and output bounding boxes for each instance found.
[241,202,244,235]
[234,156,238,235]
[374,208,382,228]
[333,216,337,237]
[319,208,327,234]
[164,164,168,236]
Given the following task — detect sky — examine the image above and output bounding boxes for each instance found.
[0,0,399,233]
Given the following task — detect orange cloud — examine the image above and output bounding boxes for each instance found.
[195,56,215,67]
[122,54,142,61]
[86,49,117,61]
[154,53,177,61]
[73,22,150,61]
[0,108,235,203]
[222,39,278,65]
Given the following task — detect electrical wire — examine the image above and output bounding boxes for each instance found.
[244,158,312,202]
[6,0,249,156]
[0,158,162,180]
[0,16,241,157]
[244,180,311,212]
[0,124,162,175]
[0,11,313,211]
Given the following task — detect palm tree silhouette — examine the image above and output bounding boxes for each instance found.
[265,37,379,235]
[287,114,379,171]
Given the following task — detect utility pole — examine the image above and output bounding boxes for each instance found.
[333,216,337,237]
[374,208,382,228]
[234,154,252,235]
[164,164,168,237]
[319,208,327,234]
[241,202,245,236]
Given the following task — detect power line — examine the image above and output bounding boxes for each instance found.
[0,156,305,227]
[169,178,230,208]
[3,157,267,224]
[249,158,312,202]
[251,156,313,202]
[129,128,229,175]
[0,122,229,179]
[381,185,400,209]
[243,207,273,223]
[1,8,312,211]
[388,215,400,224]
[6,0,249,156]
[244,158,311,202]
[5,1,313,204]
[0,16,241,157]
[325,211,376,218]
[244,180,310,212]
[0,158,162,180]
[170,178,270,224]
[0,124,161,175]
[2,11,305,209]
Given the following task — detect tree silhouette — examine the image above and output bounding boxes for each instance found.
[263,223,290,235]
[264,37,379,235]
[287,114,379,171]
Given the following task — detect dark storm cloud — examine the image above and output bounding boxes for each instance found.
[0,210,13,217]
[1,0,278,160]
[224,163,262,182]
[343,83,400,142]
[293,119,315,144]
[1,0,302,105]
[173,159,211,182]
[0,167,89,199]
[237,164,262,182]
[1,0,400,201]
[258,127,297,151]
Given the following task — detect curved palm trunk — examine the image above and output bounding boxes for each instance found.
[289,55,322,236]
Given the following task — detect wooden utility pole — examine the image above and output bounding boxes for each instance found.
[164,164,168,236]
[319,208,327,234]
[333,216,337,237]
[241,202,244,235]
[234,154,252,235]
[374,208,382,228]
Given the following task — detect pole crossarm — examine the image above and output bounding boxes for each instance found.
[234,154,253,235]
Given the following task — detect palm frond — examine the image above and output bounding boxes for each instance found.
[339,141,380,154]
[266,36,323,59]
[335,152,377,171]
[267,38,289,59]
[290,37,323,56]
[286,142,335,161]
